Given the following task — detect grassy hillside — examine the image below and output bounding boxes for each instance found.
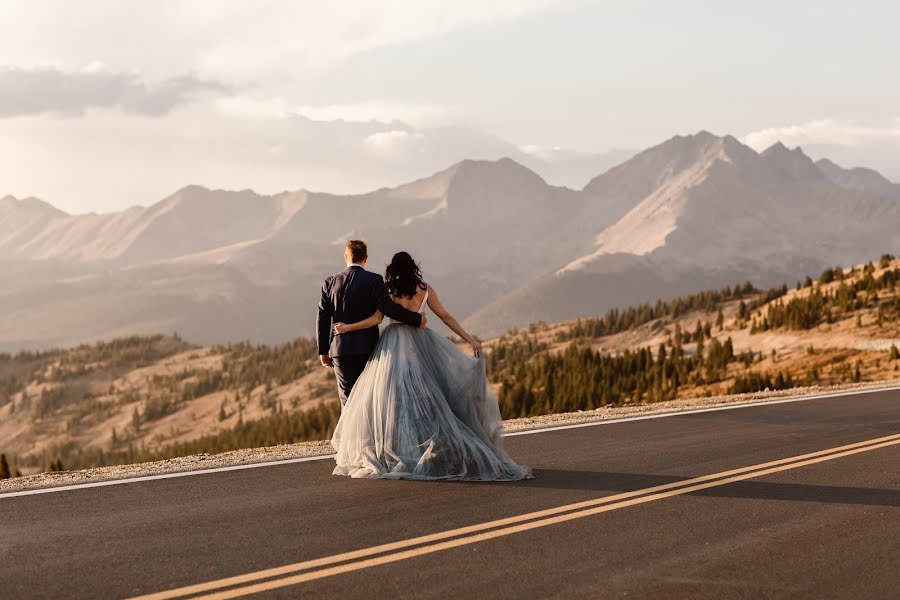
[488,254,900,417]
[0,335,337,474]
[3,254,899,477]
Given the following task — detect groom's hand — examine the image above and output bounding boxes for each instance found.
[320,355,333,368]
[419,313,428,329]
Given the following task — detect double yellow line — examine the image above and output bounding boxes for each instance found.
[131,432,900,600]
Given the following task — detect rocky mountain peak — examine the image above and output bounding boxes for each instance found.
[760,142,824,180]
[815,157,899,196]
[0,194,69,217]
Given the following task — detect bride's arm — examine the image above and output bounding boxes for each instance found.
[333,310,384,335]
[425,286,483,356]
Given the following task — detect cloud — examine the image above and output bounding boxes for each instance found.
[363,130,426,156]
[294,103,450,127]
[742,118,900,181]
[0,64,229,117]
[518,143,591,162]
[0,104,521,212]
[0,1,578,82]
[214,95,450,127]
[182,0,577,77]
[743,118,900,150]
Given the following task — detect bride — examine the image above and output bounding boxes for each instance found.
[330,251,531,481]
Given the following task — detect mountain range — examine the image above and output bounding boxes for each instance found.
[3,131,899,351]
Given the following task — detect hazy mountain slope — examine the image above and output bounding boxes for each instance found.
[0,195,69,256]
[4,131,900,351]
[466,133,900,336]
[464,254,817,337]
[277,158,591,319]
[563,133,900,272]
[517,147,636,190]
[466,254,701,334]
[113,187,305,265]
[0,187,305,264]
[815,157,900,197]
[0,158,615,350]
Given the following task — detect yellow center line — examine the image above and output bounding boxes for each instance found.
[129,433,900,600]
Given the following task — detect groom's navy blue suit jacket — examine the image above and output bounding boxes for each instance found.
[317,265,422,357]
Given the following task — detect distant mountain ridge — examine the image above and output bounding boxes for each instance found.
[3,132,899,350]
[466,132,900,334]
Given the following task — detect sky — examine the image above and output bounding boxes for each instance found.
[2,0,900,213]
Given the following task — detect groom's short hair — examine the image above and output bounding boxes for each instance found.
[345,240,368,263]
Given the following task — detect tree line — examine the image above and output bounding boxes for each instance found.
[25,402,342,471]
[557,281,767,342]
[492,328,801,419]
[752,264,900,333]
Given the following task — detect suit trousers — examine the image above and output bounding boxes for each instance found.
[332,355,370,405]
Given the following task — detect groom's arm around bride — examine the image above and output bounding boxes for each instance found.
[316,240,425,404]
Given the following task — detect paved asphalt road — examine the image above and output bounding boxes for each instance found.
[2,389,899,599]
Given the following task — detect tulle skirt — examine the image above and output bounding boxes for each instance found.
[331,324,531,481]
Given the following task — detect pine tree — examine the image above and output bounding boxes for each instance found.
[0,453,10,479]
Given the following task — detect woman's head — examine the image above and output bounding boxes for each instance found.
[385,251,426,298]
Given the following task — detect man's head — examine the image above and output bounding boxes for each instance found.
[344,240,368,266]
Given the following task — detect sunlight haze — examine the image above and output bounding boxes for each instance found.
[2,0,899,212]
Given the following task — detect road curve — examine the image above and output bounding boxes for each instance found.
[2,388,898,599]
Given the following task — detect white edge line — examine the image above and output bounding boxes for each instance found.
[0,455,334,499]
[506,384,900,436]
[2,385,898,499]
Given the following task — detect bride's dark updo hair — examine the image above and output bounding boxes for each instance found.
[385,251,427,299]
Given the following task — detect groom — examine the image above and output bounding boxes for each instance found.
[317,240,426,405]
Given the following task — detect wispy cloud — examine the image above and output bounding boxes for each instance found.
[294,102,450,127]
[363,129,426,156]
[742,118,900,180]
[185,0,579,77]
[743,118,900,150]
[0,1,578,81]
[214,94,451,128]
[0,64,229,117]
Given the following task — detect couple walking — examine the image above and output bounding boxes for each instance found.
[317,240,530,481]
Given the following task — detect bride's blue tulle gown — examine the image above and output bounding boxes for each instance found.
[331,313,531,481]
